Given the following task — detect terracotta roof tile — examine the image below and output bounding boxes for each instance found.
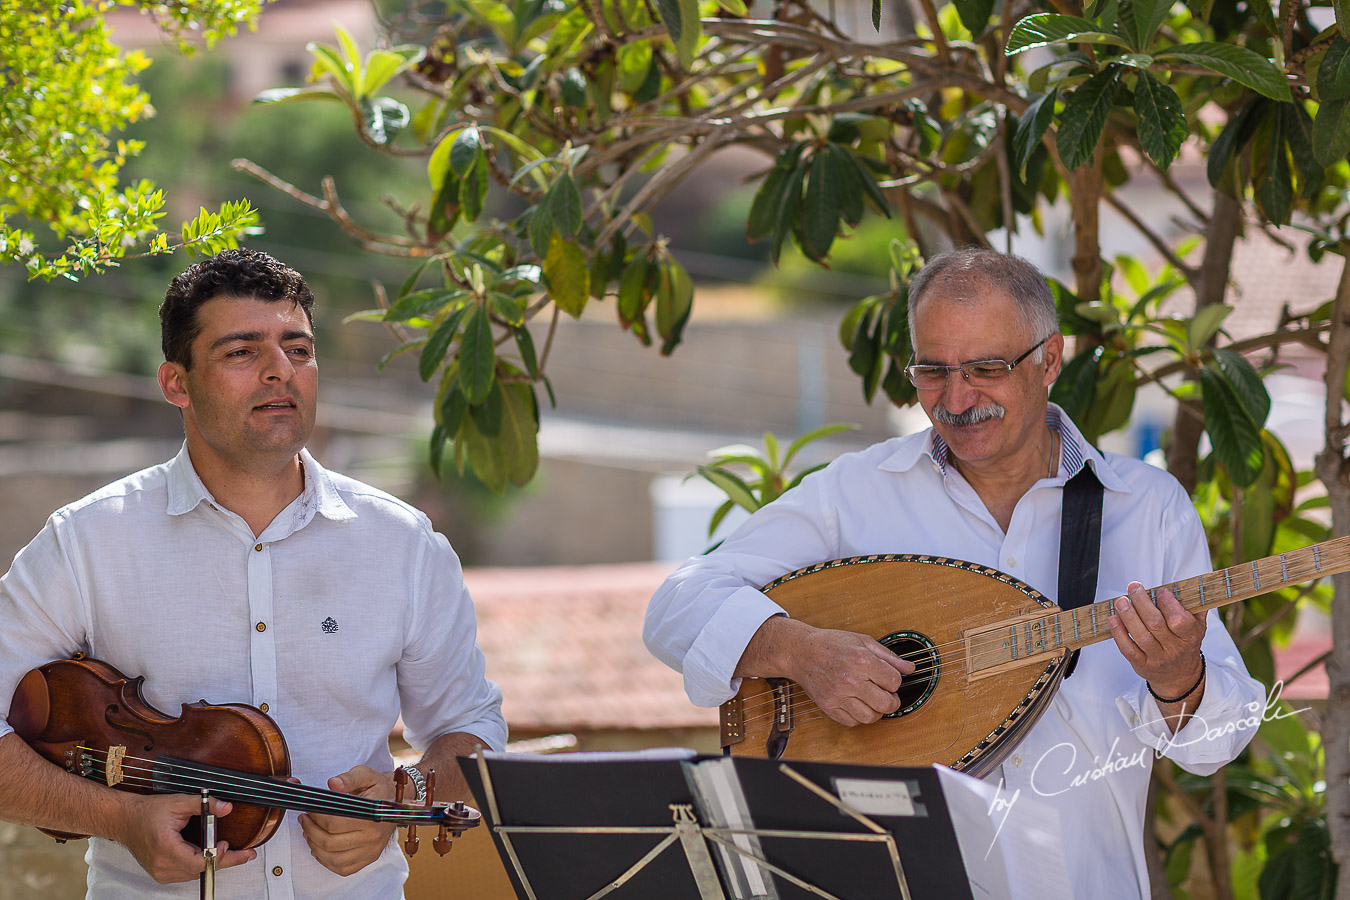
[466,563,719,732]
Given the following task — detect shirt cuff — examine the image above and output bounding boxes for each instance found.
[682,585,786,707]
[1115,656,1265,772]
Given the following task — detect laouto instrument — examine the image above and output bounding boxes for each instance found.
[720,538,1350,776]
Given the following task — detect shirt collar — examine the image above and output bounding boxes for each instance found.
[165,443,357,523]
[878,402,1132,493]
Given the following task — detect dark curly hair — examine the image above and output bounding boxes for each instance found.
[160,249,316,369]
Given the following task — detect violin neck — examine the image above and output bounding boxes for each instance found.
[148,756,441,826]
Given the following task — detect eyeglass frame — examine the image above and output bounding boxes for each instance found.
[903,334,1053,389]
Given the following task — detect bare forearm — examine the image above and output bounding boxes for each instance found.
[413,732,489,802]
[0,732,140,842]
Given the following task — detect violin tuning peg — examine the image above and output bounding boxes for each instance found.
[404,825,419,857]
[424,768,437,806]
[433,824,453,856]
[393,767,408,805]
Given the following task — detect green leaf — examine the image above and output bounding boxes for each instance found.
[1318,35,1350,101]
[1337,0,1350,41]
[717,0,748,13]
[748,164,792,241]
[362,46,424,97]
[419,304,470,382]
[515,326,540,378]
[1199,364,1264,487]
[1212,347,1271,426]
[528,203,554,261]
[1257,110,1294,224]
[499,382,541,486]
[1312,97,1350,166]
[1049,346,1101,424]
[872,0,881,30]
[771,157,810,264]
[361,96,410,145]
[449,127,481,178]
[460,414,507,494]
[1080,358,1136,441]
[832,144,892,217]
[656,0,701,68]
[1154,43,1291,101]
[800,150,843,261]
[697,466,761,512]
[385,288,466,322]
[1284,102,1325,196]
[470,379,504,438]
[1057,67,1121,169]
[784,423,856,468]
[1207,98,1265,189]
[618,40,654,93]
[1187,304,1233,348]
[549,172,584,236]
[253,87,342,105]
[1005,14,1133,55]
[544,234,590,317]
[656,255,694,355]
[1117,0,1170,51]
[462,153,489,222]
[1133,72,1187,170]
[618,253,652,327]
[954,0,997,36]
[438,376,468,435]
[459,304,497,404]
[1014,89,1058,179]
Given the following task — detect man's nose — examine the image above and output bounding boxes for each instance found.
[940,369,981,411]
[260,345,294,382]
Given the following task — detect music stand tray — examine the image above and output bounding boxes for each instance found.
[459,750,982,900]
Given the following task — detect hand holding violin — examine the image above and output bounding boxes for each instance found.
[116,793,255,884]
[299,766,396,877]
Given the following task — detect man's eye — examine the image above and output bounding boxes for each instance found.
[966,364,1010,379]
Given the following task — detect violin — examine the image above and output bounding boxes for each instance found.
[8,656,480,855]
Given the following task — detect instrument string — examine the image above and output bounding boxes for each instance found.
[74,748,444,824]
[732,547,1350,730]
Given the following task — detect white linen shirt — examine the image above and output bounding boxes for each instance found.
[645,405,1265,899]
[0,444,506,900]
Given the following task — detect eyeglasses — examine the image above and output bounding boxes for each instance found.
[903,335,1051,390]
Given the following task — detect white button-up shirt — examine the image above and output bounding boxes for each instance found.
[0,444,506,899]
[645,406,1265,898]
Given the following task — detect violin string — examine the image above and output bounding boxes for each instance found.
[74,749,444,824]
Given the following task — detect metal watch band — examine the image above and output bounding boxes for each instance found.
[402,765,428,802]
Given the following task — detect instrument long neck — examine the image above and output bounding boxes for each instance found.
[972,535,1350,674]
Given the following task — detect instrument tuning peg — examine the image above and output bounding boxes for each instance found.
[393,767,408,805]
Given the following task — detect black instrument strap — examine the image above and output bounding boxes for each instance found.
[1058,462,1104,679]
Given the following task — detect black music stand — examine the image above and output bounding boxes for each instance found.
[459,750,985,900]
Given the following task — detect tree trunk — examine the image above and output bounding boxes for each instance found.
[1068,161,1103,305]
[1166,190,1243,494]
[1316,251,1350,898]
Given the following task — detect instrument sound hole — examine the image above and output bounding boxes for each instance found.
[879,631,939,719]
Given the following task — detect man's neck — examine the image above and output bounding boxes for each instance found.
[949,424,1057,533]
[188,448,306,537]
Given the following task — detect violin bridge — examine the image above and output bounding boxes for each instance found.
[104,745,127,788]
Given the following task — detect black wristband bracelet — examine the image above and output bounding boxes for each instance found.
[1147,650,1205,705]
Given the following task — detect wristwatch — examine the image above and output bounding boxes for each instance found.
[402,764,428,803]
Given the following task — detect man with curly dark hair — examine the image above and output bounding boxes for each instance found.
[0,249,505,899]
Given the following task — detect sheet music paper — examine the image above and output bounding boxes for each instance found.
[933,766,1071,900]
[685,757,780,900]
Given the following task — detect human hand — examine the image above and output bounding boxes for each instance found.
[747,617,915,727]
[299,766,397,877]
[1108,581,1206,699]
[120,793,255,884]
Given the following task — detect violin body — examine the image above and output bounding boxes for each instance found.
[11,656,290,849]
[9,656,480,854]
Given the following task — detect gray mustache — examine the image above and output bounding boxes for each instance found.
[930,402,1006,426]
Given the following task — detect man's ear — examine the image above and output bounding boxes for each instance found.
[158,361,190,410]
[1041,333,1066,386]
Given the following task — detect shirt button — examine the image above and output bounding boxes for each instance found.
[272,866,283,876]
[256,622,266,632]
[1006,557,1017,568]
[1011,754,1023,767]
[259,702,269,713]
[254,543,263,552]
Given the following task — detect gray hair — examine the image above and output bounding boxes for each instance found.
[906,248,1059,362]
